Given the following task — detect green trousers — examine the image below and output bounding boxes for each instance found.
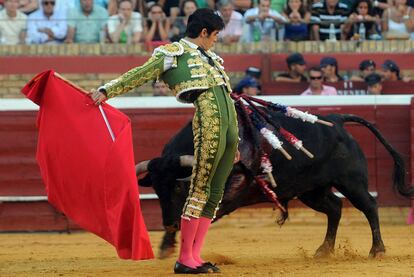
[182,86,239,219]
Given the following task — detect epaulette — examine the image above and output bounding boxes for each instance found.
[153,42,184,57]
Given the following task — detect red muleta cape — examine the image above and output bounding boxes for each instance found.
[21,70,154,260]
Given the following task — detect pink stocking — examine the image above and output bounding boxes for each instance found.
[193,217,212,265]
[178,217,200,268]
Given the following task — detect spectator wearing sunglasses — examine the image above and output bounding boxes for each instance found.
[26,0,67,44]
[301,66,338,95]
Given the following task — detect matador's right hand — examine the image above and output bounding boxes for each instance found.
[90,88,107,105]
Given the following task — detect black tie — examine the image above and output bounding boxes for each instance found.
[197,47,215,66]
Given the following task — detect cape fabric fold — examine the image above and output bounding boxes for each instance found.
[22,70,154,260]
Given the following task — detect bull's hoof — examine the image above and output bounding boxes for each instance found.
[369,249,385,259]
[158,247,175,259]
[314,244,333,259]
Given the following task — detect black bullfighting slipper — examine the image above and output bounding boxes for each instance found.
[202,262,221,273]
[174,261,209,274]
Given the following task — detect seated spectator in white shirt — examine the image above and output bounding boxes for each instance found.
[107,0,142,44]
[65,0,108,43]
[0,0,27,44]
[301,66,338,95]
[242,0,286,42]
[217,0,243,43]
[26,0,67,44]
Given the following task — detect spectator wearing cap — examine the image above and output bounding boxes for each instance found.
[381,59,406,81]
[301,66,338,95]
[320,56,344,83]
[276,53,308,82]
[0,0,27,44]
[235,76,260,96]
[26,0,67,44]
[365,72,382,95]
[245,66,262,81]
[350,59,376,81]
[64,0,108,44]
[217,0,244,43]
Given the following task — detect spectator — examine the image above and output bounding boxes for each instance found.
[65,0,108,44]
[245,66,262,81]
[152,79,170,96]
[107,0,143,44]
[350,59,376,81]
[235,76,260,96]
[365,72,382,94]
[381,59,411,81]
[26,0,67,44]
[108,0,145,16]
[217,0,244,43]
[0,0,27,44]
[320,56,344,82]
[301,66,338,95]
[382,0,414,39]
[169,0,197,42]
[18,0,38,14]
[243,0,286,42]
[345,0,379,40]
[282,0,311,41]
[311,0,349,41]
[276,53,308,82]
[143,3,170,44]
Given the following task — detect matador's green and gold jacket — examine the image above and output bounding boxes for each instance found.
[101,39,232,103]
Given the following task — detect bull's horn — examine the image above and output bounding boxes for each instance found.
[135,160,150,175]
[180,155,195,167]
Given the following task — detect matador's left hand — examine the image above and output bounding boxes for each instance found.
[90,89,107,105]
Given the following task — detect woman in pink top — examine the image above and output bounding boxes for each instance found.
[301,66,338,95]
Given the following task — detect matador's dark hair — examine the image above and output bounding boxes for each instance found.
[186,8,225,38]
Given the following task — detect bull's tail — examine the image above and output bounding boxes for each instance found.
[340,114,414,198]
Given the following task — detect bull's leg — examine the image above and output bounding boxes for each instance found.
[298,187,342,258]
[335,184,385,258]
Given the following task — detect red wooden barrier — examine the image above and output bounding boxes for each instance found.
[0,100,412,231]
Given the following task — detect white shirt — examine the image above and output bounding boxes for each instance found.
[26,9,67,44]
[218,10,243,40]
[243,7,286,42]
[107,12,143,42]
[0,9,27,44]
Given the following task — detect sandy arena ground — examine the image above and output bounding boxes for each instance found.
[1,217,413,277]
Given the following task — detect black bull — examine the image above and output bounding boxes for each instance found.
[137,111,414,259]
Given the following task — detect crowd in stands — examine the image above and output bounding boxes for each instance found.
[1,0,414,45]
